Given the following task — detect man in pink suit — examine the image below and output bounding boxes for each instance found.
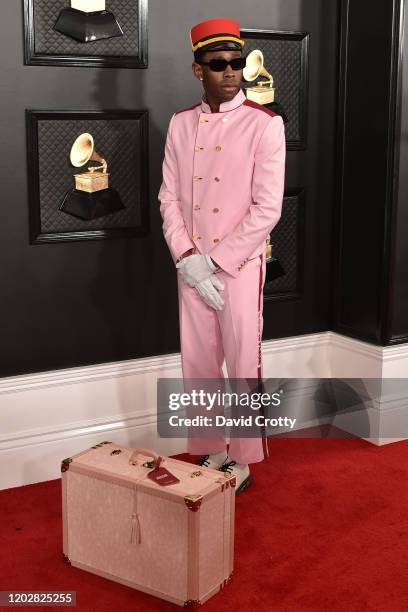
[158,17,286,494]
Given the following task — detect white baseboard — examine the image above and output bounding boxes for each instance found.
[1,331,407,490]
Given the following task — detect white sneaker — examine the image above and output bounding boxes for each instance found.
[218,457,253,494]
[197,451,228,470]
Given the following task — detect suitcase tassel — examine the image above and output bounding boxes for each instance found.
[130,512,142,545]
[128,452,163,545]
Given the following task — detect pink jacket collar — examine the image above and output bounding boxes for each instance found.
[200,88,246,114]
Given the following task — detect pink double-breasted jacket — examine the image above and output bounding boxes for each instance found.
[158,88,286,278]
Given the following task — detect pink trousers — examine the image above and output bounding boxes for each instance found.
[177,253,269,464]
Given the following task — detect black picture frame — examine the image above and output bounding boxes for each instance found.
[26,109,149,244]
[23,0,148,68]
[241,28,309,150]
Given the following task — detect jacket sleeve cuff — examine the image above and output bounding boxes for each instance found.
[205,255,220,273]
[206,246,240,278]
[172,239,196,265]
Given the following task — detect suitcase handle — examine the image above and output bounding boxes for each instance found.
[128,448,163,468]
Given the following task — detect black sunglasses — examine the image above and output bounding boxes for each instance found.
[196,56,247,72]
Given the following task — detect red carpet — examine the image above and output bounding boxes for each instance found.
[2,436,408,611]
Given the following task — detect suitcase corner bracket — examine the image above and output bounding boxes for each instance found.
[62,553,71,565]
[184,495,203,512]
[61,458,72,472]
[183,599,202,609]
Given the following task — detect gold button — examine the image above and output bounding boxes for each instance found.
[195,145,204,151]
[222,117,229,123]
[200,118,209,123]
[212,208,219,213]
[215,145,222,151]
[213,238,220,243]
[193,204,200,210]
[214,177,220,182]
[193,176,202,181]
[193,235,201,240]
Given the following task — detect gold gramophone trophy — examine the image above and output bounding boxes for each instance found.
[265,234,273,263]
[264,234,285,284]
[54,0,123,43]
[243,49,275,105]
[59,132,124,220]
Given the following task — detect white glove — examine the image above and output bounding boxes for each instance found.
[176,253,217,287]
[195,275,225,310]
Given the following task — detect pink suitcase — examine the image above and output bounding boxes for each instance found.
[61,442,236,608]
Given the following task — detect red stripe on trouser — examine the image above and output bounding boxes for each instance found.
[258,254,269,460]
[257,254,263,379]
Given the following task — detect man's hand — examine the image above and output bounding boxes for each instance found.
[176,253,217,287]
[195,275,225,310]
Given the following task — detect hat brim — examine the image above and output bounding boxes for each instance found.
[197,41,243,53]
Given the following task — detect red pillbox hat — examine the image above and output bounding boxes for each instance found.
[189,17,245,53]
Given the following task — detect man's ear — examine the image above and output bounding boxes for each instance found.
[192,62,203,81]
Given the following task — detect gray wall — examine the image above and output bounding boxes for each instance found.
[0,0,340,376]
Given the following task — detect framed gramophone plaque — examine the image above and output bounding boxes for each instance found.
[23,0,148,68]
[263,189,306,302]
[241,29,309,150]
[26,110,149,244]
